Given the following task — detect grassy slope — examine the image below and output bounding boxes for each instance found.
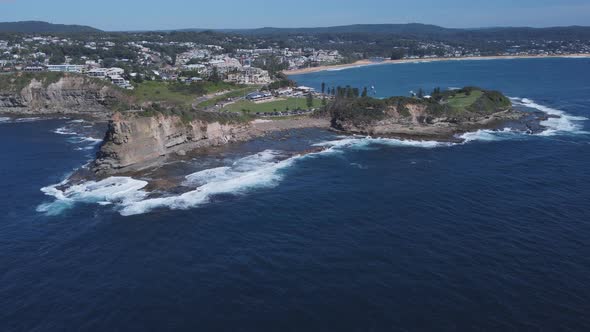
[131,81,247,106]
[330,87,512,125]
[446,90,483,110]
[132,81,194,105]
[196,86,261,109]
[222,97,323,113]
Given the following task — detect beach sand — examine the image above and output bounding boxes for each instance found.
[284,54,590,75]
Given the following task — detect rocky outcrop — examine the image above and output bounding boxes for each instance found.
[92,113,254,175]
[332,103,523,139]
[0,74,126,118]
[329,87,524,139]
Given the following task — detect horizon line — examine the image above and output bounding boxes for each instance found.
[2,20,590,33]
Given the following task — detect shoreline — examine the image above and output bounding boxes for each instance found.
[284,54,590,75]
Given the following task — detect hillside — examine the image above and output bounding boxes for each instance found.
[0,21,101,33]
[230,23,459,36]
[328,87,519,138]
[0,72,127,117]
[225,23,590,41]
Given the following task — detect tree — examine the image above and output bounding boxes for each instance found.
[345,86,353,99]
[431,87,442,101]
[391,48,406,60]
[417,88,424,99]
[306,93,314,108]
[209,67,221,82]
[321,82,326,95]
[102,57,116,68]
[361,87,368,97]
[49,52,66,65]
[133,74,144,84]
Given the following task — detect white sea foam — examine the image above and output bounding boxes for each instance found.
[54,126,78,135]
[120,150,299,216]
[13,117,42,123]
[327,65,365,72]
[53,124,103,150]
[37,177,149,216]
[38,96,588,216]
[38,150,304,216]
[511,97,588,136]
[458,128,521,142]
[0,117,49,124]
[314,136,453,153]
[75,136,103,144]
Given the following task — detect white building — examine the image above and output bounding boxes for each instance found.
[46,64,85,73]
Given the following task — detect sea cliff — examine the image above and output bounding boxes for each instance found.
[328,87,522,139]
[0,73,126,118]
[92,112,254,175]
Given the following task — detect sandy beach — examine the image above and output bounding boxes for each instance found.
[284,54,590,75]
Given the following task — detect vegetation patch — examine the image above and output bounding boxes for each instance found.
[130,80,246,107]
[222,97,323,114]
[328,86,512,125]
[196,86,261,109]
[0,72,66,91]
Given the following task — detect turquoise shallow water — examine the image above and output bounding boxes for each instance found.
[1,58,590,331]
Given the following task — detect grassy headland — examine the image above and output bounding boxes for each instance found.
[328,87,512,126]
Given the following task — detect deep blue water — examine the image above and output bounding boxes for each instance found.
[2,58,590,331]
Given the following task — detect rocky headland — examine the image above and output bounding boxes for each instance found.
[327,87,524,140]
[1,75,537,177]
[0,73,128,119]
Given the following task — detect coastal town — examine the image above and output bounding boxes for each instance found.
[0,34,348,88]
[2,31,590,84]
[1,29,589,117]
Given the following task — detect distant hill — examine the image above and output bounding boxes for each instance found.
[168,23,590,41]
[173,23,457,36]
[228,23,459,36]
[242,24,589,40]
[0,21,101,33]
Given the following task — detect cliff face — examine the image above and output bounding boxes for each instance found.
[93,113,253,175]
[329,88,521,138]
[0,74,125,117]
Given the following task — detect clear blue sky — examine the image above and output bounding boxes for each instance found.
[0,0,589,31]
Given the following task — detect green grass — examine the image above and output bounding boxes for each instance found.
[197,86,261,109]
[222,97,323,114]
[131,81,196,106]
[446,90,483,110]
[201,81,241,94]
[131,81,248,107]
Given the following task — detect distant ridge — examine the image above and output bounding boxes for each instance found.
[172,23,590,41]
[2,21,589,41]
[0,21,101,33]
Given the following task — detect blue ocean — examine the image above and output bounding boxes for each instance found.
[1,58,590,331]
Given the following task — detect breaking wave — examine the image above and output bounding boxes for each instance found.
[53,124,103,151]
[54,126,78,135]
[511,97,588,136]
[38,150,307,216]
[0,117,43,124]
[37,98,587,216]
[458,128,523,143]
[37,177,149,216]
[314,136,453,153]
